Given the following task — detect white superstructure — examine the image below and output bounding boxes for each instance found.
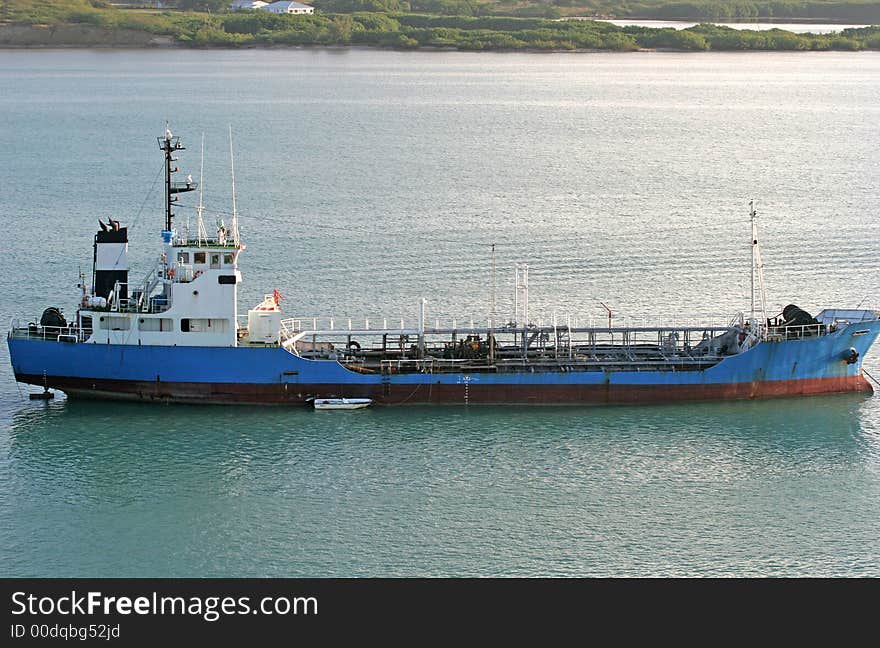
[74,128,264,348]
[80,233,243,348]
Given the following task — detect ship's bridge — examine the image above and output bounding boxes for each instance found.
[169,236,241,284]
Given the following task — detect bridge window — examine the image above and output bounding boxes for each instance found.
[194,252,206,264]
[223,253,235,265]
[177,252,190,264]
[210,254,220,269]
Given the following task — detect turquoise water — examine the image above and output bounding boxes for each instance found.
[1,50,879,576]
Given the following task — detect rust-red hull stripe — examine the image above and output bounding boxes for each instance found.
[15,373,873,405]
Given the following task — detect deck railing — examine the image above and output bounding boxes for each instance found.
[279,310,745,364]
[8,323,87,343]
[765,323,828,341]
[279,314,738,337]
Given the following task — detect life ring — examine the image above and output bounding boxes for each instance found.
[194,270,203,279]
[168,267,175,280]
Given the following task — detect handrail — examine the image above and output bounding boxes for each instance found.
[9,323,88,343]
[279,316,736,337]
[766,323,828,341]
[108,278,172,314]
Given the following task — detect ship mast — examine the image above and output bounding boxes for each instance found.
[197,132,209,246]
[489,243,496,363]
[158,124,197,234]
[749,200,768,328]
[229,125,241,247]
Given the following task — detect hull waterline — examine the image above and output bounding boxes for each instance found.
[11,373,873,405]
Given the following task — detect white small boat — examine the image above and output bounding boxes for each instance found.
[312,398,373,410]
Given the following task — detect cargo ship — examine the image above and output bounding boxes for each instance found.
[7,130,880,405]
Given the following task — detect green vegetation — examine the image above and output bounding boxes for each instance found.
[1,0,878,50]
[598,1,880,22]
[314,0,880,21]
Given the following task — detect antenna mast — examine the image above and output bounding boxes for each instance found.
[491,243,496,318]
[197,132,208,246]
[229,125,240,247]
[749,200,768,328]
[489,243,496,363]
[157,123,196,233]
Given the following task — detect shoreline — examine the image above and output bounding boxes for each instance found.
[2,42,879,54]
[2,19,877,53]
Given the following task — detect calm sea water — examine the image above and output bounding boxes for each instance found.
[1,49,879,576]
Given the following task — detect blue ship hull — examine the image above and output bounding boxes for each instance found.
[8,319,879,404]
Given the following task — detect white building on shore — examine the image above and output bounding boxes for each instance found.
[230,0,268,9]
[260,1,314,14]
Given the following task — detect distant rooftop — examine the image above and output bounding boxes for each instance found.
[230,0,268,8]
[262,1,313,8]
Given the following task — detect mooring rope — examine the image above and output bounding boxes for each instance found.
[863,367,880,387]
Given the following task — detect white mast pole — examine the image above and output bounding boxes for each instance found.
[489,243,496,363]
[749,200,769,334]
[490,243,496,320]
[750,200,756,321]
[197,133,208,246]
[229,125,240,247]
[514,265,519,326]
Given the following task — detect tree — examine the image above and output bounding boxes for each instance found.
[330,15,355,41]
